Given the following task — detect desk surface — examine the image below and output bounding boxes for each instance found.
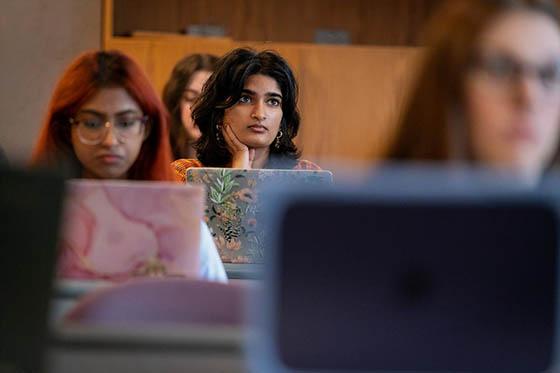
[47,324,247,373]
[55,279,113,299]
[224,263,263,280]
[55,267,262,298]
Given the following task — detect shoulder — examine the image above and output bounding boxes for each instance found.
[171,159,203,182]
[294,159,321,170]
[198,222,227,282]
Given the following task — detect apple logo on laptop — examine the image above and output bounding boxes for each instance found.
[397,266,434,306]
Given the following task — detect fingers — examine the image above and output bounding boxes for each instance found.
[248,148,255,164]
[223,123,248,152]
[223,123,253,169]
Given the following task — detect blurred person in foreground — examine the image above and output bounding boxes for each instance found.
[386,0,560,185]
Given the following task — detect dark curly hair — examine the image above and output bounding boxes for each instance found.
[192,48,301,168]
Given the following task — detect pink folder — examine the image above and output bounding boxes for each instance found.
[58,180,204,281]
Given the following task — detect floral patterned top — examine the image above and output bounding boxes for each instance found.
[172,158,321,182]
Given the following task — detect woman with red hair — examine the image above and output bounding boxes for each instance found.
[31,50,226,282]
[32,50,175,181]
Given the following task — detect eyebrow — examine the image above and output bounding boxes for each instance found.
[77,109,141,116]
[241,88,283,99]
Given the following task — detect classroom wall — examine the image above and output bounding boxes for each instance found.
[0,0,102,163]
[0,0,423,164]
[106,34,422,164]
[105,0,425,164]
[113,0,443,46]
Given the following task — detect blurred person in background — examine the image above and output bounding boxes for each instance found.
[386,0,560,185]
[163,53,218,160]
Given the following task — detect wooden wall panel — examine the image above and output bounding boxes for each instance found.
[108,34,235,93]
[113,0,183,35]
[106,38,152,74]
[106,0,560,166]
[106,34,421,164]
[295,45,421,160]
[113,0,442,46]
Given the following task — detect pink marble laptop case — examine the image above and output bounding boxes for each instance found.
[58,180,204,281]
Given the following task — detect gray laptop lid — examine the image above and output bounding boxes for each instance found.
[256,184,558,373]
[0,167,65,373]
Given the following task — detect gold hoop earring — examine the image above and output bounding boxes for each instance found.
[274,130,283,149]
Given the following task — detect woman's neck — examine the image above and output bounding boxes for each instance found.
[184,145,197,160]
[81,169,127,180]
[251,147,270,169]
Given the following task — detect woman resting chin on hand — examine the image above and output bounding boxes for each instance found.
[172,48,321,181]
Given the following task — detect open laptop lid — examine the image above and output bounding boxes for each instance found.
[186,167,333,265]
[254,169,559,373]
[58,180,204,281]
[0,167,65,373]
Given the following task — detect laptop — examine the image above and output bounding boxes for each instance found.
[0,167,65,373]
[58,180,204,281]
[253,179,559,372]
[186,167,333,269]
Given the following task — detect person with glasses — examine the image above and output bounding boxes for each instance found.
[32,50,174,181]
[386,0,560,184]
[162,53,218,160]
[31,50,226,281]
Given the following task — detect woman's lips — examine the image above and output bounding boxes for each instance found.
[505,125,538,144]
[97,154,123,164]
[247,124,268,133]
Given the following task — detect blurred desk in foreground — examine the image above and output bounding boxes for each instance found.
[47,324,247,373]
[55,279,113,298]
[50,276,259,322]
[50,280,113,322]
[224,264,263,280]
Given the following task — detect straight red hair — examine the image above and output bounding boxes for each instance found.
[31,50,176,181]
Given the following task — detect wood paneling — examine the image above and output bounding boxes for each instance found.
[106,33,421,164]
[113,0,442,46]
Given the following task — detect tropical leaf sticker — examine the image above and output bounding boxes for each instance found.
[209,186,224,204]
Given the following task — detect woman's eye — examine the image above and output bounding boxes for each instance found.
[267,98,281,106]
[182,95,197,103]
[81,119,102,129]
[238,95,251,104]
[539,64,560,87]
[488,59,516,78]
[116,117,139,128]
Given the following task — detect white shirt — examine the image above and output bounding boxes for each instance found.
[198,222,227,282]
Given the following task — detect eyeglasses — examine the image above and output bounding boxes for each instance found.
[69,113,148,145]
[470,54,560,91]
